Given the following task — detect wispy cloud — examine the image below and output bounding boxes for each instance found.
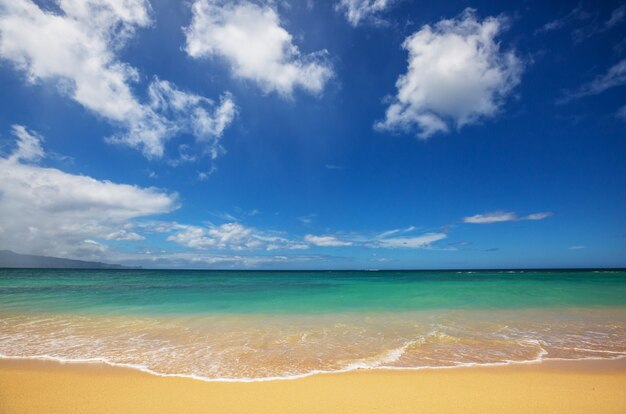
[165,223,447,252]
[537,4,625,43]
[463,211,553,224]
[371,232,447,249]
[560,58,626,103]
[568,245,587,250]
[304,234,353,247]
[618,105,626,121]
[536,4,592,34]
[298,214,317,225]
[304,227,447,250]
[524,212,553,221]
[374,226,416,239]
[105,250,325,269]
[606,4,626,29]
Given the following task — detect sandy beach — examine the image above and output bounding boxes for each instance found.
[1,358,625,414]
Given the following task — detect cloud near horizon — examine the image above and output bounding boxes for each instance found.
[375,8,523,139]
[166,222,310,251]
[304,234,353,247]
[0,125,178,259]
[463,211,552,224]
[371,232,447,248]
[0,126,453,261]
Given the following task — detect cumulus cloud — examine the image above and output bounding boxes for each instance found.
[336,0,392,26]
[463,211,552,224]
[184,0,333,96]
[0,0,235,158]
[561,58,626,102]
[304,234,353,247]
[375,8,523,138]
[0,126,178,258]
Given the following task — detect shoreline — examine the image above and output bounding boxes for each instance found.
[1,353,625,382]
[1,357,625,413]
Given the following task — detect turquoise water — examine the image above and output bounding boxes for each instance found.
[1,269,625,314]
[1,269,625,380]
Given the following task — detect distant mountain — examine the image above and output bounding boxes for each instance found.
[0,250,138,269]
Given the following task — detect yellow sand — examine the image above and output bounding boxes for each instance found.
[1,358,625,413]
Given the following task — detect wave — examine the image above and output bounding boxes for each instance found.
[2,309,625,382]
[2,352,625,383]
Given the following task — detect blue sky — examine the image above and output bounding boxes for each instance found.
[0,0,625,269]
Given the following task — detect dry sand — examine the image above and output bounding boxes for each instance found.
[1,358,625,413]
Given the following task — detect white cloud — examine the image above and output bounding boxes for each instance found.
[375,226,416,239]
[464,211,518,224]
[375,8,523,138]
[145,79,237,159]
[105,229,146,241]
[168,223,259,250]
[0,0,235,159]
[106,250,319,269]
[524,212,553,221]
[373,232,446,249]
[167,225,447,251]
[184,0,333,96]
[463,211,552,224]
[618,105,626,121]
[304,234,353,247]
[562,58,626,102]
[336,0,392,26]
[7,124,45,162]
[167,222,308,251]
[0,126,178,258]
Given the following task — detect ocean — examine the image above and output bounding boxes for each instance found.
[1,268,625,381]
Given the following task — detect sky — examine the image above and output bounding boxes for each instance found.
[0,0,625,269]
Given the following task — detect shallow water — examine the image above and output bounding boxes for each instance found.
[1,269,625,380]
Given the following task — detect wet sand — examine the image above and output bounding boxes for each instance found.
[0,358,625,413]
